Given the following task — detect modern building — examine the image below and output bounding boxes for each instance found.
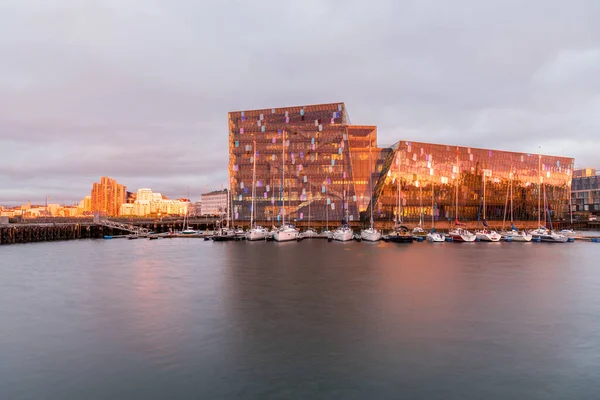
[572,168,600,215]
[372,141,574,226]
[228,102,574,226]
[228,102,386,224]
[200,189,228,216]
[90,177,126,217]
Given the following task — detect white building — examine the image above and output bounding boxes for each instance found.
[119,188,188,216]
[201,190,228,216]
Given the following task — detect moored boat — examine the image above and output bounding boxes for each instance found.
[501,229,532,242]
[449,228,477,242]
[426,231,445,242]
[384,226,415,243]
[332,225,354,241]
[475,229,502,242]
[273,224,299,242]
[246,226,269,241]
[361,227,382,242]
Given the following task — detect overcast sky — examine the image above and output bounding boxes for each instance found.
[1,0,599,205]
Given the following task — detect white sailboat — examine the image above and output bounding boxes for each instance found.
[384,153,415,243]
[181,189,197,234]
[212,185,236,241]
[302,186,319,239]
[361,139,381,242]
[247,138,269,241]
[412,183,428,239]
[273,130,299,242]
[333,176,354,242]
[500,170,532,242]
[560,186,576,236]
[449,148,476,242]
[475,169,501,242]
[322,177,332,238]
[426,183,444,242]
[531,148,567,243]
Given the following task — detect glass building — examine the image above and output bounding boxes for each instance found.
[229,103,574,227]
[228,103,387,225]
[571,168,600,214]
[371,141,574,228]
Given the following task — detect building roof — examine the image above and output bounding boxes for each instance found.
[202,189,228,196]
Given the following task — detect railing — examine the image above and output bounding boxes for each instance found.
[97,220,151,234]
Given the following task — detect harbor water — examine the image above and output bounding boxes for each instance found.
[2,239,600,399]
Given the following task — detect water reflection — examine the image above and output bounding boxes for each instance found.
[1,239,600,399]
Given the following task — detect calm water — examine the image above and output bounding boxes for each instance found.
[2,238,600,399]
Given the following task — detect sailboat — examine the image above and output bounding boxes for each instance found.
[426,183,444,242]
[500,170,532,242]
[181,190,197,234]
[449,148,476,242]
[475,169,501,242]
[385,155,414,243]
[530,148,568,243]
[361,139,382,242]
[273,130,299,242]
[322,177,332,238]
[247,138,269,241]
[302,183,318,239]
[412,183,427,239]
[560,186,576,236]
[212,185,236,241]
[332,172,354,242]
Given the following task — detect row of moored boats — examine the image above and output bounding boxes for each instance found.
[187,224,575,243]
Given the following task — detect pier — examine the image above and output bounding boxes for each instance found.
[0,218,598,245]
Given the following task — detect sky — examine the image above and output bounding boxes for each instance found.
[1,0,599,205]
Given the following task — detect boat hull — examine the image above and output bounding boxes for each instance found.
[535,234,569,243]
[386,235,415,243]
[333,231,354,241]
[502,232,532,242]
[274,230,299,242]
[246,230,269,241]
[476,232,502,242]
[361,229,382,242]
[449,234,477,242]
[426,233,445,242]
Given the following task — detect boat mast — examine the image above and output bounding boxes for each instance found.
[230,181,234,229]
[226,183,230,230]
[325,177,329,231]
[538,146,542,228]
[342,170,347,225]
[455,147,459,225]
[369,138,374,230]
[281,130,286,226]
[502,177,509,231]
[483,171,486,224]
[251,138,257,229]
[568,180,573,226]
[307,177,311,229]
[397,177,400,229]
[431,183,435,230]
[419,184,423,228]
[395,157,400,230]
[543,181,548,228]
[510,171,514,227]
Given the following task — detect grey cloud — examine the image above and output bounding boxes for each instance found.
[1,0,599,205]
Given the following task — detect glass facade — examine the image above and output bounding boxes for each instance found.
[571,170,600,213]
[371,141,574,227]
[229,103,574,227]
[228,103,386,225]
